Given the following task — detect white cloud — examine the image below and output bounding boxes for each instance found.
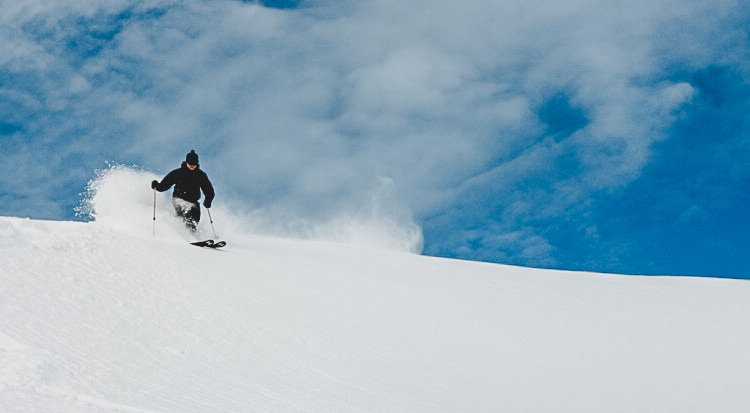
[0,0,745,260]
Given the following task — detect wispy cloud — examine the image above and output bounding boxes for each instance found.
[0,0,747,272]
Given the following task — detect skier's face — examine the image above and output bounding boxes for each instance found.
[186,163,197,171]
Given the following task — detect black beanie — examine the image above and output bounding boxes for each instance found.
[186,149,199,165]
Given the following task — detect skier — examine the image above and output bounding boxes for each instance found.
[151,150,215,232]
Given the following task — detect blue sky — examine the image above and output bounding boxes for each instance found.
[1,0,749,278]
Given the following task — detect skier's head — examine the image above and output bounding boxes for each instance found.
[186,149,199,167]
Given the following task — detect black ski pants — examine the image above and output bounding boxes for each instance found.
[173,198,201,231]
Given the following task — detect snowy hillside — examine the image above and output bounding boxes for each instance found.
[2,168,750,412]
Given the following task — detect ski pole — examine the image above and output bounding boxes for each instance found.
[152,189,157,237]
[206,207,217,239]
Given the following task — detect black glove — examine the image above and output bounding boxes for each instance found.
[203,200,212,208]
[151,180,159,189]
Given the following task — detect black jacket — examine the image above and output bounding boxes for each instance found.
[155,162,215,205]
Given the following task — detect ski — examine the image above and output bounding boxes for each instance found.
[190,239,226,249]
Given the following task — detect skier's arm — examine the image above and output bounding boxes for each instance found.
[201,174,215,208]
[152,170,178,192]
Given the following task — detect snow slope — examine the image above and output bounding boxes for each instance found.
[2,167,750,412]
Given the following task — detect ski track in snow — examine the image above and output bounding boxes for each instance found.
[1,208,750,411]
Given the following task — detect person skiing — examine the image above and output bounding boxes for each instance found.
[151,149,215,231]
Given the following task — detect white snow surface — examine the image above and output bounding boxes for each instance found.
[2,167,750,412]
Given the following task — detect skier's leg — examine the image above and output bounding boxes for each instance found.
[172,198,184,220]
[187,203,201,231]
[173,198,198,232]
